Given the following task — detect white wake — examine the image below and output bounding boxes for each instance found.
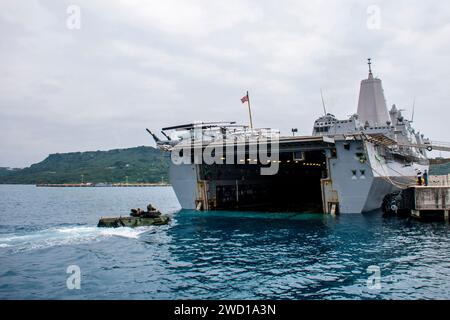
[0,225,151,251]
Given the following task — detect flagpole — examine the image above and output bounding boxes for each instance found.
[247,91,253,130]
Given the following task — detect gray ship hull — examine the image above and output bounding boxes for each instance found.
[168,138,428,214]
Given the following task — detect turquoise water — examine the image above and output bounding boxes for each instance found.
[0,185,449,299]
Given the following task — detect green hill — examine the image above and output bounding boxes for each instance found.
[0,167,21,178]
[0,146,170,184]
[429,162,450,176]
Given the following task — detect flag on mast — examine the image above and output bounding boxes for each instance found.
[241,91,253,129]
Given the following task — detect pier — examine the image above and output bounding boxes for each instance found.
[36,183,171,187]
[382,174,450,222]
[406,186,450,221]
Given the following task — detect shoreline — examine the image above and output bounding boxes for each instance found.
[36,183,171,187]
[0,183,171,187]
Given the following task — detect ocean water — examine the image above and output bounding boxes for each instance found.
[0,185,449,300]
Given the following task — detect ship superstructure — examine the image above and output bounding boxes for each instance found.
[152,61,448,214]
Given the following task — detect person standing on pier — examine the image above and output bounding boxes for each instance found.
[417,170,423,186]
[423,170,429,186]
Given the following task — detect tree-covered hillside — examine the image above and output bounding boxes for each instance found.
[429,162,450,176]
[0,167,21,178]
[0,146,170,184]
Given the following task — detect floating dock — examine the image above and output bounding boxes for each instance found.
[383,179,450,222]
[405,186,450,221]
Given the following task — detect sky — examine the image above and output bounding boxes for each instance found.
[1,0,450,167]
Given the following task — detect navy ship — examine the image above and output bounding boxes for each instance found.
[150,60,449,214]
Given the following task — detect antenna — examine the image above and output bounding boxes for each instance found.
[160,131,171,140]
[411,97,416,123]
[320,89,327,116]
[146,128,161,143]
[367,58,374,79]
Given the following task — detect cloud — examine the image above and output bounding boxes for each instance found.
[0,0,450,167]
[100,0,264,37]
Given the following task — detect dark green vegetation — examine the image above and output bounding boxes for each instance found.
[0,167,21,178]
[429,161,450,175]
[0,146,170,184]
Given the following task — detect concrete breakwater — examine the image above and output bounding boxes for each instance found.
[36,183,171,187]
